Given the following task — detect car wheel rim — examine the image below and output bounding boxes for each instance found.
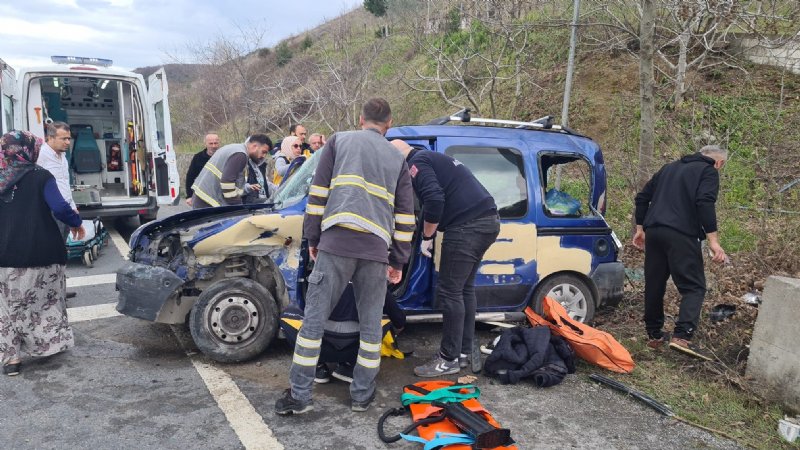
[547,283,587,321]
[208,295,260,344]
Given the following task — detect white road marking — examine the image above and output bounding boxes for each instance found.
[67,302,122,323]
[108,227,131,259]
[97,222,281,448]
[66,273,117,288]
[172,328,283,450]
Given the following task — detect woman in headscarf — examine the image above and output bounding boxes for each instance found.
[0,131,84,376]
[272,135,302,185]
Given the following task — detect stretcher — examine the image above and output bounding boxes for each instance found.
[66,218,108,267]
[378,380,516,449]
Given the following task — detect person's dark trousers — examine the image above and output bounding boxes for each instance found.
[437,214,501,361]
[643,226,706,341]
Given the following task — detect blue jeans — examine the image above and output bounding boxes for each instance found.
[288,250,387,403]
[437,214,500,360]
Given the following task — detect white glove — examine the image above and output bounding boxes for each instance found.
[420,238,433,258]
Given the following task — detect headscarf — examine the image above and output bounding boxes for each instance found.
[279,136,301,161]
[0,131,43,200]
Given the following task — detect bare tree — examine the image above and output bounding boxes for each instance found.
[638,0,656,194]
[403,2,535,117]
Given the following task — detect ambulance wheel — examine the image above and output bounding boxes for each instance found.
[82,252,93,268]
[91,244,100,259]
[532,274,595,323]
[190,277,278,363]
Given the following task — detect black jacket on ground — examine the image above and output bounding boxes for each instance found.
[185,148,212,199]
[484,326,576,387]
[406,148,496,231]
[634,153,720,240]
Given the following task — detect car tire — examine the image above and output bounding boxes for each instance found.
[189,277,279,363]
[532,274,596,323]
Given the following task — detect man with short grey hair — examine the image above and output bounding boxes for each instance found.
[633,144,728,360]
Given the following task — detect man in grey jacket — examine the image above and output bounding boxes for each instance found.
[275,98,415,415]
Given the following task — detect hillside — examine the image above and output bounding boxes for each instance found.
[134,63,204,85]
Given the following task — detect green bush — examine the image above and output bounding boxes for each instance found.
[276,42,293,67]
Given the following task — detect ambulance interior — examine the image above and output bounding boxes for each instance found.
[31,75,153,206]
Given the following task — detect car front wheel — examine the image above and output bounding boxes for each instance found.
[189,277,278,363]
[532,274,596,323]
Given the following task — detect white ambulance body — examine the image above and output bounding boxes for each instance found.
[0,56,179,221]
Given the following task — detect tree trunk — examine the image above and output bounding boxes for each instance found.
[637,0,656,196]
[674,29,689,108]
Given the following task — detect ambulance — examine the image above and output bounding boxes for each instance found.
[0,56,179,222]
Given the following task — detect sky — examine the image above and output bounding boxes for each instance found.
[0,0,362,71]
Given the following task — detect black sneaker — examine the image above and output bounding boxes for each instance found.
[669,337,713,361]
[458,353,469,369]
[414,354,460,378]
[351,390,376,412]
[332,362,354,383]
[274,389,313,415]
[314,363,331,384]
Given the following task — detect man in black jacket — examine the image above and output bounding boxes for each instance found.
[633,145,728,360]
[184,133,220,206]
[391,140,500,377]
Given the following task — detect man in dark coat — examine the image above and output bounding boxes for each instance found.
[633,145,728,360]
[184,133,220,206]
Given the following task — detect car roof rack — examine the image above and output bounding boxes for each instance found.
[425,108,582,136]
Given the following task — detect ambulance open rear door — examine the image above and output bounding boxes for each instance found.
[147,68,179,205]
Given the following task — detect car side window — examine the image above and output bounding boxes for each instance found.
[445,146,527,219]
[539,153,594,218]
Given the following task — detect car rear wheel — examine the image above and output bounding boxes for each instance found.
[532,274,596,323]
[190,277,278,363]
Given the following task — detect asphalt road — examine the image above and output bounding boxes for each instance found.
[0,205,741,449]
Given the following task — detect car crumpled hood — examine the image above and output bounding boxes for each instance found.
[189,212,304,266]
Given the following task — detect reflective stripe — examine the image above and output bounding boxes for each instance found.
[393,230,413,242]
[309,185,330,198]
[359,340,381,353]
[205,162,222,178]
[297,335,322,349]
[194,188,220,207]
[305,204,325,216]
[292,353,318,367]
[394,213,415,225]
[323,212,390,241]
[331,174,394,205]
[222,188,241,198]
[356,355,380,369]
[219,182,236,190]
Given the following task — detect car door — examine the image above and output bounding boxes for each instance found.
[0,58,16,134]
[436,136,537,312]
[147,68,180,204]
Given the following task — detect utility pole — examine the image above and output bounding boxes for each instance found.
[556,0,581,189]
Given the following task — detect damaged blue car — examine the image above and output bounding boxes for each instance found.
[116,112,624,363]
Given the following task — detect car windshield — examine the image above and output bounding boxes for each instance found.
[270,148,321,209]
